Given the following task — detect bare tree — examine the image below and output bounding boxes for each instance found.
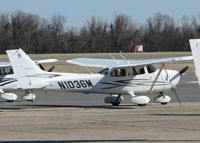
[109,14,140,52]
[0,13,11,53]
[49,14,66,53]
[143,13,178,51]
[0,10,198,53]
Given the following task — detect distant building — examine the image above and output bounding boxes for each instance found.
[133,45,143,52]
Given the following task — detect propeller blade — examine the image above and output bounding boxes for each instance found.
[172,86,182,106]
[164,65,182,106]
[169,66,189,82]
[39,63,55,72]
[179,66,189,76]
[39,63,45,71]
[48,66,55,72]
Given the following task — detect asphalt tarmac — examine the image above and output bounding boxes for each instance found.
[0,73,200,142]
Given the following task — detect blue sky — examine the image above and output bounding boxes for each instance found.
[0,0,200,28]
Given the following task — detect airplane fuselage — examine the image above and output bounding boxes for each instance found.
[46,69,179,95]
[0,68,180,96]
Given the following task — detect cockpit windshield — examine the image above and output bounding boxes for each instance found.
[146,64,157,73]
[99,68,109,75]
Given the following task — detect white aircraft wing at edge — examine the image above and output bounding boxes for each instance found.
[189,39,200,85]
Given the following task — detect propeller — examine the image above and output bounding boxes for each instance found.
[39,63,45,71]
[171,85,182,106]
[164,66,189,106]
[39,63,55,72]
[47,65,55,72]
[171,66,189,106]
[169,66,189,82]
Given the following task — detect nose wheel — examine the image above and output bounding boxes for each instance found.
[154,92,171,105]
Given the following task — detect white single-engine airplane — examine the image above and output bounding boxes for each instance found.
[6,49,193,106]
[0,58,58,102]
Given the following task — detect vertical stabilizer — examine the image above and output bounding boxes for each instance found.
[6,49,46,89]
[189,39,200,85]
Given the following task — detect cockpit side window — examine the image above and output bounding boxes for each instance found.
[135,66,145,75]
[0,69,2,75]
[110,68,126,77]
[127,67,138,76]
[146,64,156,73]
[128,66,145,76]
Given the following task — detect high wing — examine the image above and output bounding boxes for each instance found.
[66,56,193,68]
[67,58,121,68]
[0,59,58,68]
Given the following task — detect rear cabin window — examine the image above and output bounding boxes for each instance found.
[127,66,145,76]
[110,68,126,77]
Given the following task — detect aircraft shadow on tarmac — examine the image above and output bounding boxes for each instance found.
[0,104,139,110]
[151,113,200,117]
[0,139,200,143]
[20,104,138,109]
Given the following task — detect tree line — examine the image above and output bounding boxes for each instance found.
[0,10,200,53]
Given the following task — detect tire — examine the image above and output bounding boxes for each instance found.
[138,104,147,107]
[161,102,168,105]
[112,102,120,106]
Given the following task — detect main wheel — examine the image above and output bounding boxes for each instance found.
[7,100,14,103]
[112,102,120,106]
[161,102,168,105]
[138,104,147,106]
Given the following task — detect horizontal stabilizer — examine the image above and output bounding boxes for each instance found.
[34,59,58,64]
[0,59,58,68]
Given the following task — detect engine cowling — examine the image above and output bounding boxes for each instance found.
[1,93,17,102]
[23,93,36,102]
[104,95,124,106]
[131,96,150,106]
[154,95,171,105]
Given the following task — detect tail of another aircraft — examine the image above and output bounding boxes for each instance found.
[189,39,200,85]
[6,49,47,89]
